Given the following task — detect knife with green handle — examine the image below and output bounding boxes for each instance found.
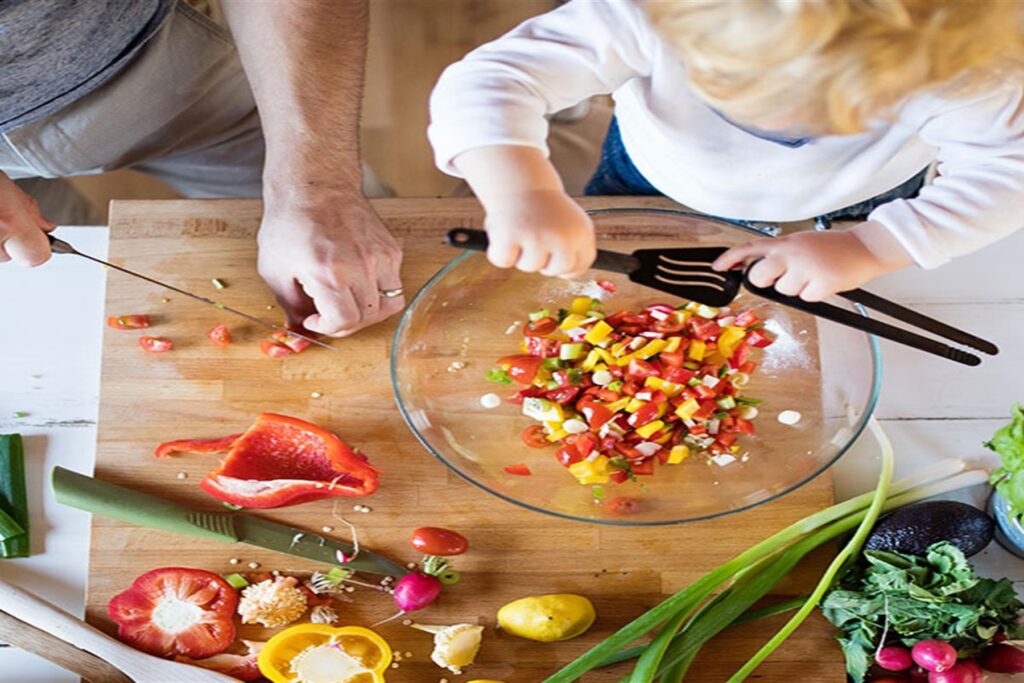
[52,467,408,578]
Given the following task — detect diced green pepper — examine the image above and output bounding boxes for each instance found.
[485,367,513,385]
[224,573,250,589]
[542,358,567,370]
[529,308,552,322]
[607,380,624,392]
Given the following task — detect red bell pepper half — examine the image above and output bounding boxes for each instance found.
[153,413,380,508]
[108,567,238,659]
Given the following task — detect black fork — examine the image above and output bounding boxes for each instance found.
[445,228,998,367]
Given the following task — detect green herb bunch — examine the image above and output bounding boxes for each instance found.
[822,542,1024,682]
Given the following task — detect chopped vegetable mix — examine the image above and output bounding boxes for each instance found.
[490,297,772,485]
[0,434,29,558]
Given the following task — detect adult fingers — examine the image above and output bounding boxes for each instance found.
[301,280,362,337]
[745,256,786,288]
[4,227,51,266]
[261,271,316,329]
[773,270,809,297]
[0,241,10,263]
[27,198,55,231]
[712,240,772,271]
[375,258,406,318]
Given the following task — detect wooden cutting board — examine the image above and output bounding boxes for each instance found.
[87,197,846,682]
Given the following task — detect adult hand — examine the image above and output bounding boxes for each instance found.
[712,222,913,301]
[257,192,404,337]
[484,189,596,277]
[0,171,56,266]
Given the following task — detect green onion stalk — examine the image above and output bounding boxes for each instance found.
[544,421,988,682]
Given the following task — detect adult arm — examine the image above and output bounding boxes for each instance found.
[222,0,403,336]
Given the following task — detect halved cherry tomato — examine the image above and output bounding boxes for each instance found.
[208,323,231,348]
[651,318,686,334]
[597,279,617,293]
[108,314,151,330]
[139,336,173,353]
[605,496,641,514]
[747,329,774,348]
[498,354,543,384]
[271,330,312,353]
[523,317,558,337]
[410,527,469,556]
[259,340,292,358]
[521,425,551,448]
[504,463,532,476]
[555,444,582,467]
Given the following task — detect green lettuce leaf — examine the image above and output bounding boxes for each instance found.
[987,404,1024,514]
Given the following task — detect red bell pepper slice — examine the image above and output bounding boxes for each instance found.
[504,463,532,476]
[746,329,774,348]
[154,413,379,508]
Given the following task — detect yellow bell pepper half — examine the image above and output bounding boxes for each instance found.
[258,624,393,683]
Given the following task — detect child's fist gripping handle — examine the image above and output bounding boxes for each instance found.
[446,228,641,275]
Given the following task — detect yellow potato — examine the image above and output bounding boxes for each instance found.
[497,594,596,642]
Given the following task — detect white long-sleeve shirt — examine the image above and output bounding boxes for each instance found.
[428,0,1024,269]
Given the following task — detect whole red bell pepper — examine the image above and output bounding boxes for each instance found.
[154,413,379,508]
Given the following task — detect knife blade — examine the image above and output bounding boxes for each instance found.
[48,233,336,352]
[52,467,408,578]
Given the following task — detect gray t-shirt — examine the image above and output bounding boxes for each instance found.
[0,0,176,131]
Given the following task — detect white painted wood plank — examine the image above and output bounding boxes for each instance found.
[0,227,107,683]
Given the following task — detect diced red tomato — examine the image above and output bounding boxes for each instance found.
[271,330,312,353]
[631,459,655,476]
[626,359,660,381]
[716,433,738,447]
[729,341,752,369]
[746,329,774,348]
[581,402,614,430]
[523,317,558,337]
[498,354,543,384]
[604,496,641,514]
[651,318,686,334]
[525,336,560,358]
[504,463,532,476]
[735,418,756,434]
[695,384,718,400]
[107,314,151,330]
[583,387,620,403]
[597,279,617,293]
[545,386,581,405]
[694,401,718,420]
[259,340,292,358]
[734,310,762,327]
[739,361,758,374]
[208,324,231,348]
[521,425,550,448]
[555,444,582,467]
[614,442,643,460]
[664,367,696,384]
[139,336,173,353]
[621,381,641,397]
[630,402,662,428]
[658,351,686,368]
[507,386,545,404]
[571,432,600,458]
[610,469,630,484]
[690,318,722,340]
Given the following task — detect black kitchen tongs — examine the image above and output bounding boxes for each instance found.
[445,228,998,367]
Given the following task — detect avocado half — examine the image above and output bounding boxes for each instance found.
[863,500,994,558]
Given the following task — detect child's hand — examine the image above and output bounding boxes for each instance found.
[485,189,596,276]
[712,222,914,301]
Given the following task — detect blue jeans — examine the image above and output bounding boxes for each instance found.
[584,118,927,228]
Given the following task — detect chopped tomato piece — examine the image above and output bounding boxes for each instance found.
[735,418,756,434]
[521,425,551,448]
[507,386,546,404]
[139,336,173,353]
[651,318,686,334]
[271,330,313,353]
[555,444,582,467]
[546,386,582,405]
[525,336,560,358]
[631,459,655,476]
[626,359,660,381]
[208,323,231,348]
[630,402,663,428]
[108,567,237,659]
[690,318,722,340]
[259,340,292,358]
[605,496,641,514]
[504,463,532,476]
[498,354,543,384]
[747,329,774,348]
[523,317,557,337]
[107,314,151,330]
[658,351,686,368]
[597,279,617,293]
[664,367,696,384]
[734,310,762,327]
[610,469,630,484]
[581,402,614,430]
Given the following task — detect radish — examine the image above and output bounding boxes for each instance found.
[979,642,1024,673]
[927,659,983,683]
[870,677,908,683]
[877,645,914,671]
[393,572,442,613]
[912,640,958,672]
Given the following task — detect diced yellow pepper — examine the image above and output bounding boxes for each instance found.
[547,428,569,442]
[568,456,610,485]
[664,336,683,353]
[668,445,691,464]
[635,419,665,439]
[593,363,609,372]
[705,351,727,366]
[688,340,707,361]
[633,338,668,360]
[625,398,647,413]
[570,297,594,315]
[580,349,602,371]
[717,326,747,359]
[675,398,700,420]
[559,313,587,331]
[606,397,631,413]
[654,430,674,445]
[595,348,615,365]
[584,320,614,345]
[610,342,628,358]
[644,376,665,390]
[662,381,685,397]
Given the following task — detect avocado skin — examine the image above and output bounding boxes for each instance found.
[863,500,994,558]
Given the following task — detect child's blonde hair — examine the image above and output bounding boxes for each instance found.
[647,0,1024,134]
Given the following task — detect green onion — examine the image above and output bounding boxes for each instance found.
[607,380,624,392]
[736,397,763,406]
[0,507,25,541]
[12,412,26,419]
[567,369,584,386]
[542,358,567,370]
[485,367,513,385]
[592,486,605,502]
[560,343,586,360]
[557,308,569,323]
[717,396,737,410]
[545,380,560,390]
[0,435,29,559]
[224,573,249,589]
[543,443,983,683]
[529,308,552,322]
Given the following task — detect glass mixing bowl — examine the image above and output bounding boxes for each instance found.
[391,209,881,525]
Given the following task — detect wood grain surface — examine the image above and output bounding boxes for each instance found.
[86,197,845,682]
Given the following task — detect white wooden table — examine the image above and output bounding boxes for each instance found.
[0,224,1021,682]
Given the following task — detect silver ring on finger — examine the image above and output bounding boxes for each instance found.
[379,288,404,298]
